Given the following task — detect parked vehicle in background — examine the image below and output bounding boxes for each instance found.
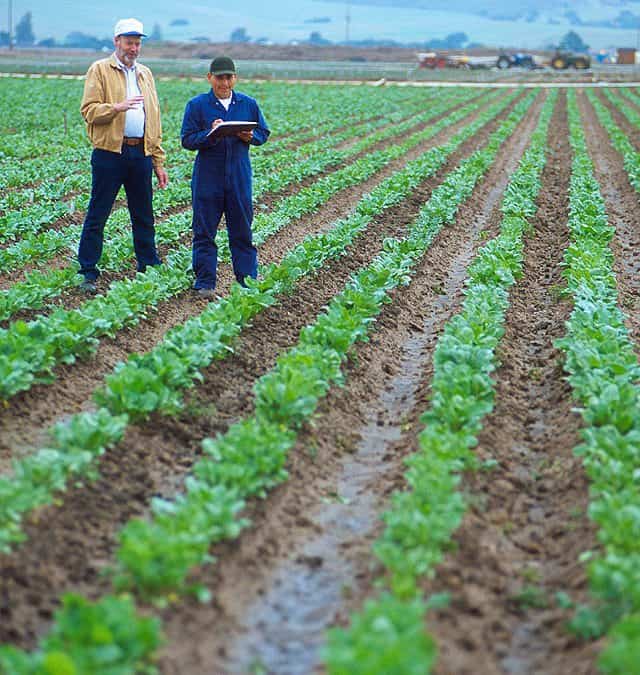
[418,50,545,71]
[496,52,539,69]
[417,52,453,69]
[461,54,499,69]
[448,54,496,69]
[417,52,495,70]
[550,50,591,69]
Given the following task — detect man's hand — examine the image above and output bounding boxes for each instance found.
[154,166,169,189]
[237,129,254,143]
[113,95,144,113]
[211,118,224,131]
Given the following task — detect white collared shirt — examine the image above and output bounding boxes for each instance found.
[115,54,145,138]
[218,95,232,111]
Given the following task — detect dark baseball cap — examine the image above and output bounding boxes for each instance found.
[210,56,236,75]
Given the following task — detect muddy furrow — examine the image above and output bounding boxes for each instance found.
[593,88,640,152]
[152,93,547,675]
[0,91,517,470]
[418,92,600,675]
[579,90,640,347]
[0,91,535,648]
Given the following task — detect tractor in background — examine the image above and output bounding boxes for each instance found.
[550,50,591,69]
[496,52,539,69]
[416,52,453,69]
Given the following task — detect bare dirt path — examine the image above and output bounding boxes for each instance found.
[417,91,602,675]
[0,92,529,649]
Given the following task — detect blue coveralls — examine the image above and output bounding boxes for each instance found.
[181,90,270,289]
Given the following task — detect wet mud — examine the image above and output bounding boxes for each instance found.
[0,87,617,675]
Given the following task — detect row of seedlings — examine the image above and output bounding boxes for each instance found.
[0,90,527,554]
[552,90,640,674]
[0,91,540,673]
[323,90,556,673]
[0,90,510,400]
[0,89,487,316]
[0,86,448,240]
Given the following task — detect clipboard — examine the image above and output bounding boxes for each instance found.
[207,121,258,139]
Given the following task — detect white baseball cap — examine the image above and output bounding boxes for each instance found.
[114,18,147,38]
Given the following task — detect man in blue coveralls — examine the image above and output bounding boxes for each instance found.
[181,56,270,297]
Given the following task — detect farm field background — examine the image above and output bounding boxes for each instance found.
[1,74,640,674]
[4,51,640,83]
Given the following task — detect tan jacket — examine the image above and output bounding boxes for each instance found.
[80,54,165,169]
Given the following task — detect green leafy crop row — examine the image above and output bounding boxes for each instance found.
[98,91,516,422]
[0,594,161,675]
[324,89,554,674]
[111,90,540,602]
[587,89,640,194]
[0,90,502,402]
[0,89,443,242]
[0,90,511,553]
[0,88,532,675]
[554,90,640,675]
[0,89,482,322]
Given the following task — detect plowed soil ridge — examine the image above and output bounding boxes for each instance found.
[0,90,510,472]
[154,93,545,673]
[582,90,640,347]
[0,92,528,648]
[424,92,602,675]
[593,88,640,152]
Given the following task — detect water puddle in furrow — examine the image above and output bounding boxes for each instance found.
[501,624,541,674]
[223,239,479,675]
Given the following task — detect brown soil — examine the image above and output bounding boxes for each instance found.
[0,89,522,646]
[425,91,601,675]
[158,90,546,675]
[0,86,618,675]
[583,89,640,346]
[593,88,640,151]
[0,89,507,472]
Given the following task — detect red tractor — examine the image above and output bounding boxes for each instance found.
[417,52,452,69]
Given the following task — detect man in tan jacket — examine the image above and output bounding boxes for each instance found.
[77,17,168,293]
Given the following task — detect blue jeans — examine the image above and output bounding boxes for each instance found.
[191,184,258,290]
[77,145,161,281]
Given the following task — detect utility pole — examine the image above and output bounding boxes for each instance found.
[8,0,13,50]
[345,1,351,44]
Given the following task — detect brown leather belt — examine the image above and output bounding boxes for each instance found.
[123,137,143,146]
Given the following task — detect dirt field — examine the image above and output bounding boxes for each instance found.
[0,82,639,673]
